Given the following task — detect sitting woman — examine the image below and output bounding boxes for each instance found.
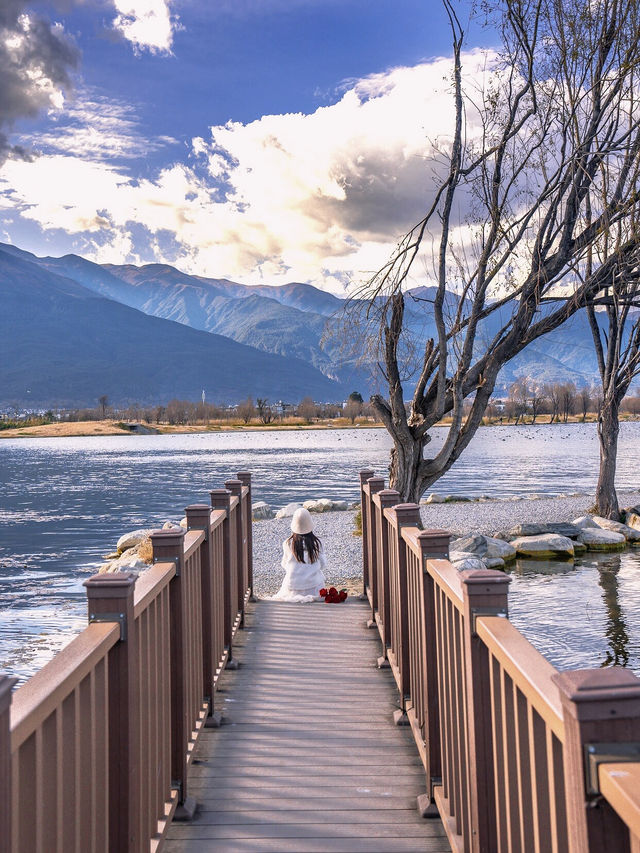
[272,507,326,603]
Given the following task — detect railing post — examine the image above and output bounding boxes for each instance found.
[365,475,385,627]
[210,488,235,664]
[186,504,215,719]
[1,675,16,853]
[225,479,246,625]
[150,529,196,821]
[416,529,450,815]
[84,572,139,851]
[376,488,401,662]
[461,568,511,853]
[237,471,254,600]
[552,667,640,853]
[359,469,375,595]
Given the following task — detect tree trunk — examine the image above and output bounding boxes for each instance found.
[388,438,427,504]
[595,399,620,520]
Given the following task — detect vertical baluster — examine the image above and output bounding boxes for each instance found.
[84,572,139,851]
[415,531,450,817]
[386,503,421,718]
[553,668,640,853]
[237,472,254,600]
[461,568,510,853]
[210,489,235,667]
[1,676,16,853]
[150,529,197,822]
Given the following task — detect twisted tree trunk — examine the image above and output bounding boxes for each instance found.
[595,399,620,520]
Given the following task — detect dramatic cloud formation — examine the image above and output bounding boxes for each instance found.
[0,53,491,291]
[0,2,78,163]
[111,0,179,54]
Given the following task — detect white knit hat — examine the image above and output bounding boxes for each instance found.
[291,507,313,535]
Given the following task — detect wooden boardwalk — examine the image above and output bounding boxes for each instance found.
[164,598,450,852]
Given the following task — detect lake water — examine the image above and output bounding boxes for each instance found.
[1,422,639,680]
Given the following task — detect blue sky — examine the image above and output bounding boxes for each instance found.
[0,1,495,291]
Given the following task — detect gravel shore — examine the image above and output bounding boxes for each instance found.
[251,490,640,597]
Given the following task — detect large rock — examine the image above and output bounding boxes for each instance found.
[424,493,445,504]
[449,551,486,571]
[626,512,640,532]
[509,522,582,539]
[453,535,487,556]
[275,502,303,519]
[578,528,627,551]
[252,501,274,520]
[592,515,640,542]
[483,556,506,570]
[445,495,472,503]
[572,515,599,530]
[511,534,575,559]
[116,528,154,554]
[485,537,517,562]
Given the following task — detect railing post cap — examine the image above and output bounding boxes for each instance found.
[224,479,243,495]
[236,471,251,481]
[552,667,640,711]
[150,528,186,542]
[84,571,137,593]
[378,488,400,499]
[367,476,385,491]
[210,488,231,497]
[185,503,211,512]
[417,528,451,540]
[359,468,375,482]
[461,568,511,589]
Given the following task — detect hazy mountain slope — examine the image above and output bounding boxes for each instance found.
[0,250,345,407]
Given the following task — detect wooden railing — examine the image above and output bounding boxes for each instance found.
[360,469,640,853]
[1,471,253,853]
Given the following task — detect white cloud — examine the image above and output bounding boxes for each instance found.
[0,54,492,292]
[112,0,178,54]
[19,90,177,161]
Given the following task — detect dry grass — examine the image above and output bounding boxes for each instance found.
[0,420,132,438]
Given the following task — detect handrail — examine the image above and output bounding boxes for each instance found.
[476,615,565,740]
[2,470,254,852]
[133,560,175,618]
[599,763,640,840]
[10,622,119,749]
[183,528,205,560]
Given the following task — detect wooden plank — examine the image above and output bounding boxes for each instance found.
[166,598,449,851]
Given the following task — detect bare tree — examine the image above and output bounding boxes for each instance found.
[578,385,592,422]
[297,396,317,424]
[559,382,576,423]
[586,242,640,516]
[507,377,529,424]
[344,398,363,424]
[256,398,274,425]
[236,397,256,425]
[348,0,640,501]
[98,395,109,419]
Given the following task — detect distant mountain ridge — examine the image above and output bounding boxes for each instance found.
[0,247,347,408]
[0,240,616,408]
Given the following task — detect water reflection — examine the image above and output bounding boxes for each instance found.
[597,555,630,668]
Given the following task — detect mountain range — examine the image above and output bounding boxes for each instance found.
[0,241,611,409]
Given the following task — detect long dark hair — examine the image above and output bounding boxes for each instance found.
[288,531,321,564]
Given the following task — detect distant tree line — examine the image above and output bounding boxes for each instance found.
[0,392,378,427]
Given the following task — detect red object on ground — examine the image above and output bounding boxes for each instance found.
[320,587,348,603]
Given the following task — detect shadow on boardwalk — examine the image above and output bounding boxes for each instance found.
[165,599,450,853]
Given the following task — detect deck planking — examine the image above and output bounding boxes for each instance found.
[164,598,450,853]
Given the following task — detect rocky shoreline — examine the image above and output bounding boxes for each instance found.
[99,490,640,598]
